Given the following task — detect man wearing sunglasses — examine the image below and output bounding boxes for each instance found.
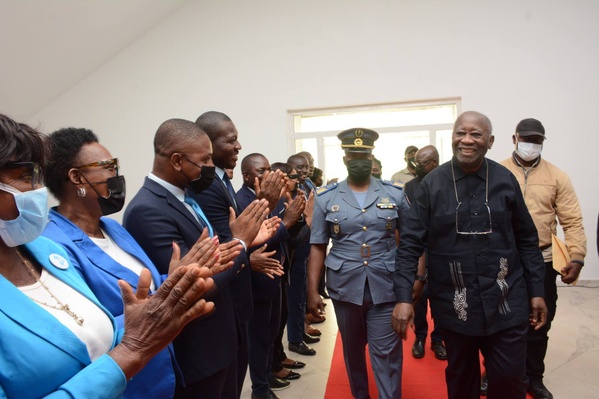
[393,111,548,399]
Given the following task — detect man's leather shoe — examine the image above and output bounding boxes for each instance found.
[306,313,326,324]
[273,369,301,380]
[412,338,425,359]
[431,341,447,360]
[268,375,291,391]
[281,358,305,369]
[303,333,320,344]
[289,341,316,356]
[305,321,321,336]
[527,379,553,399]
[252,389,280,399]
[480,371,488,396]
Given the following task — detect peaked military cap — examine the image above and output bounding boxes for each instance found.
[337,128,379,153]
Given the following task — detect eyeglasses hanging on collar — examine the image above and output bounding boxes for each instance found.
[451,159,492,235]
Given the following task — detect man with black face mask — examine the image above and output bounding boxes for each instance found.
[391,145,418,184]
[124,118,275,399]
[307,128,409,399]
[401,145,447,363]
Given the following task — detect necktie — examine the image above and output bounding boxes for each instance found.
[184,194,214,237]
[221,174,238,211]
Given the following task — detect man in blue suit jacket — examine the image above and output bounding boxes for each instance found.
[192,112,287,398]
[237,153,307,399]
[123,119,267,399]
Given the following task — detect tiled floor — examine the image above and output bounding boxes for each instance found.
[242,283,599,398]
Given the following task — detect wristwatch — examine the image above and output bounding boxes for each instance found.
[415,274,428,282]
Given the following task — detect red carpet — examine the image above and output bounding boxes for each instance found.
[324,329,447,399]
[324,315,534,399]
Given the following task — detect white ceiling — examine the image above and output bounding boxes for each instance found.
[0,0,188,120]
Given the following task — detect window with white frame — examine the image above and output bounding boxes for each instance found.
[289,99,460,183]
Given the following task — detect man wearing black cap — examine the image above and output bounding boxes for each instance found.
[393,111,548,399]
[307,128,408,399]
[501,118,587,399]
[391,145,418,184]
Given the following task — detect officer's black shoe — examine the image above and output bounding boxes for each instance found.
[289,341,316,356]
[412,338,425,359]
[527,379,553,399]
[302,333,320,344]
[431,341,447,360]
[480,371,488,396]
[267,375,291,391]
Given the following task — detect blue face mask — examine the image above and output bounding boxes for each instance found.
[0,183,49,247]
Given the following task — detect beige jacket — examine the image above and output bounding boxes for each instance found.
[501,155,586,263]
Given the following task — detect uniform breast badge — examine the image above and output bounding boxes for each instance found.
[376,197,395,209]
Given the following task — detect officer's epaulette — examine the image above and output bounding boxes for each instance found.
[382,180,404,190]
[316,182,338,196]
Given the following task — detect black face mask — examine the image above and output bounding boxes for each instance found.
[371,173,382,179]
[188,166,216,193]
[346,158,372,183]
[97,175,126,215]
[415,164,427,178]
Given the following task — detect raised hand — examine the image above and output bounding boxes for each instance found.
[111,266,214,379]
[168,228,214,274]
[249,244,284,279]
[229,199,270,246]
[254,170,287,212]
[251,216,282,247]
[215,239,243,274]
[303,190,315,227]
[282,192,306,229]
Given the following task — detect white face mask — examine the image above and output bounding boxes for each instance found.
[0,183,49,247]
[516,142,543,162]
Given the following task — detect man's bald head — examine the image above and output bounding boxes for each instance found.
[152,118,212,188]
[416,145,439,162]
[241,153,270,189]
[154,118,207,156]
[241,153,268,174]
[195,111,232,142]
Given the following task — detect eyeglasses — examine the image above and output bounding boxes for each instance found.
[455,201,493,235]
[4,162,45,189]
[74,158,119,175]
[451,159,492,235]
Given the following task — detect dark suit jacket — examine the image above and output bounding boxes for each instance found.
[236,185,289,301]
[191,176,254,322]
[123,177,239,384]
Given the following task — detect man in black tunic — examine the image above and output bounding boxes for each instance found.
[392,111,548,399]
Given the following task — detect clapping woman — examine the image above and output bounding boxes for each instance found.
[0,114,214,399]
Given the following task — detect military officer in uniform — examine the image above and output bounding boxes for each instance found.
[307,128,409,399]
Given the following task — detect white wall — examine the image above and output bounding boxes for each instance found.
[30,0,599,279]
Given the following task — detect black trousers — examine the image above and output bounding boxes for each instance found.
[527,263,559,381]
[441,322,528,399]
[174,360,236,399]
[413,283,443,343]
[248,288,281,396]
[272,279,289,373]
